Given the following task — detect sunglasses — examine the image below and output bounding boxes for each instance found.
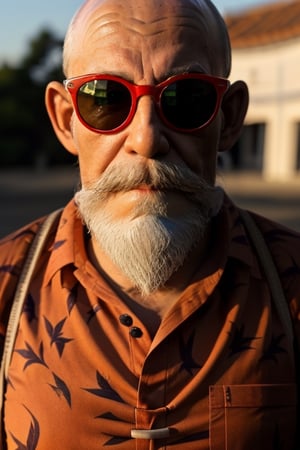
[64,73,230,134]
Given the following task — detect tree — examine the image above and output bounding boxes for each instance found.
[0,29,75,168]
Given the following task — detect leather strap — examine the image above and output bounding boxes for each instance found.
[239,209,294,350]
[0,208,62,448]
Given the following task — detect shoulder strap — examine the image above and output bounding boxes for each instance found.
[239,209,294,350]
[0,208,62,446]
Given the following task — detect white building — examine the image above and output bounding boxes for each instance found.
[224,0,300,180]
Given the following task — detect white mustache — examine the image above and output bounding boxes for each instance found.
[87,160,215,201]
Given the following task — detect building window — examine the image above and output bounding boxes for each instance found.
[296,123,300,171]
[219,123,265,172]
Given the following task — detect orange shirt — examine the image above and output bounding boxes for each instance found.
[0,196,299,449]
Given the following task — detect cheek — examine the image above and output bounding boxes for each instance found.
[72,122,124,186]
[172,127,221,182]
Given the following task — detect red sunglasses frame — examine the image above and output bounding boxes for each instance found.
[64,73,230,134]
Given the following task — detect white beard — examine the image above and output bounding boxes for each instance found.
[75,161,223,295]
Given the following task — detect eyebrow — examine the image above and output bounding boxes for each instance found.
[81,63,208,85]
[162,63,207,79]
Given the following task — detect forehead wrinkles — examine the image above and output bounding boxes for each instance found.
[67,3,222,76]
[86,9,209,38]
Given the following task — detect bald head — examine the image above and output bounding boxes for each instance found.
[63,0,231,78]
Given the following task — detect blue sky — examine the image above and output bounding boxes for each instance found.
[1,0,277,64]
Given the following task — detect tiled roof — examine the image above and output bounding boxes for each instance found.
[225,0,300,48]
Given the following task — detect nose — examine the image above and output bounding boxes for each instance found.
[123,96,170,159]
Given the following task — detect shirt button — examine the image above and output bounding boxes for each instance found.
[119,314,133,327]
[130,327,143,338]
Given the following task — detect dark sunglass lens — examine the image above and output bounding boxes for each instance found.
[161,78,217,129]
[77,79,132,130]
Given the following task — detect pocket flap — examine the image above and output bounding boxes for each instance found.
[210,383,297,408]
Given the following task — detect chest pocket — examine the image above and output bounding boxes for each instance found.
[209,383,297,450]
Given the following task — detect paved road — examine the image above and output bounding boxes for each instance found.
[0,168,299,238]
[0,167,79,238]
[220,172,300,232]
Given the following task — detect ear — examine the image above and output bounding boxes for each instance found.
[45,81,78,155]
[219,80,249,152]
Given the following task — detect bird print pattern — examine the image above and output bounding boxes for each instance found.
[0,197,299,449]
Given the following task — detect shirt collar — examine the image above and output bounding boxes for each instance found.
[222,194,262,279]
[44,199,86,285]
